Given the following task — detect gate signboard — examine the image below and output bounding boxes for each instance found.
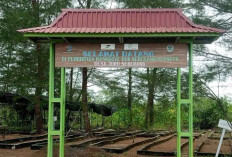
[55,43,188,68]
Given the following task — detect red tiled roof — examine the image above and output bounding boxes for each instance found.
[18,9,225,34]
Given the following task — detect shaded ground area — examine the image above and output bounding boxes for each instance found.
[0,134,36,141]
[0,130,231,157]
[102,137,150,149]
[33,146,112,157]
[0,147,35,157]
[200,139,231,154]
[182,132,208,151]
[66,137,98,145]
[146,136,188,152]
[211,132,231,139]
[110,135,174,157]
[0,146,111,157]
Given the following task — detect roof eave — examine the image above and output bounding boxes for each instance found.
[23,32,222,38]
[22,32,222,44]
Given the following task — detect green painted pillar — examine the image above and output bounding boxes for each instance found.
[189,41,194,157]
[177,67,181,157]
[47,42,66,157]
[59,67,66,157]
[48,42,55,157]
[176,40,193,157]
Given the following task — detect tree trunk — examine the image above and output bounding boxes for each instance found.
[31,0,44,134]
[101,115,105,128]
[66,110,71,131]
[34,43,44,134]
[86,0,92,8]
[79,112,82,130]
[69,68,73,102]
[127,68,132,128]
[77,1,93,134]
[145,68,150,129]
[110,114,113,128]
[149,68,157,125]
[67,68,73,130]
[148,85,155,125]
[82,67,91,133]
[145,68,157,129]
[96,115,99,128]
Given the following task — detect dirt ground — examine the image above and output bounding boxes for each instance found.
[32,146,112,157]
[0,131,231,157]
[0,146,112,157]
[110,135,175,157]
[66,137,97,145]
[0,134,43,141]
[10,138,47,144]
[0,147,37,157]
[102,137,149,149]
[0,134,170,157]
[211,132,231,139]
[147,136,188,152]
[182,131,209,153]
[200,139,231,154]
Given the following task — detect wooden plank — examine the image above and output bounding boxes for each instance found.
[55,43,188,68]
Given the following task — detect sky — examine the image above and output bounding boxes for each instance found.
[205,42,232,99]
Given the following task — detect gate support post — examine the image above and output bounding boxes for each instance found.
[177,67,181,157]
[176,40,193,157]
[48,42,55,157]
[48,42,66,157]
[60,67,66,157]
[189,40,194,157]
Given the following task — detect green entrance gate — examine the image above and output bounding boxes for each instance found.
[18,8,225,157]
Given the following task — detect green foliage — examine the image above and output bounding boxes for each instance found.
[120,0,182,8]
[0,106,35,132]
[87,92,232,130]
[154,100,176,129]
[0,106,18,126]
[194,98,230,129]
[0,0,73,94]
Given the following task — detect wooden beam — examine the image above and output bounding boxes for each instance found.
[62,37,70,44]
[175,37,180,43]
[119,37,124,43]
